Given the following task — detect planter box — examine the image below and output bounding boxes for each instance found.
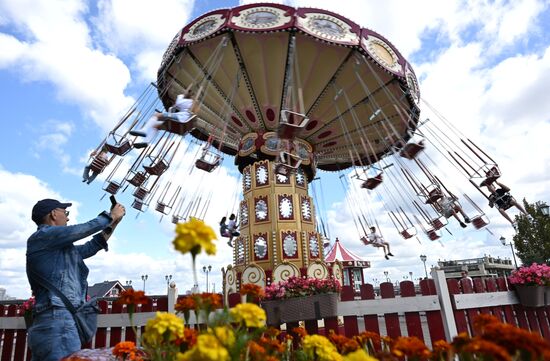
[515,285,545,308]
[261,293,339,325]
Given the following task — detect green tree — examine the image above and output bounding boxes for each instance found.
[513,200,550,265]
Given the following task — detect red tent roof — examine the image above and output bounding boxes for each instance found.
[325,238,370,268]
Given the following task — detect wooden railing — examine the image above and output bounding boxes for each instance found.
[2,270,549,361]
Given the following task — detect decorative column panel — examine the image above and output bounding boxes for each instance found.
[235,159,322,277]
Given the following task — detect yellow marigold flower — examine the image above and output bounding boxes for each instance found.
[229,303,266,328]
[177,334,230,361]
[343,349,379,361]
[210,326,235,348]
[143,312,184,347]
[173,218,217,257]
[302,334,343,361]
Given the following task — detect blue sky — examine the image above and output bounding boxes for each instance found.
[1,0,550,299]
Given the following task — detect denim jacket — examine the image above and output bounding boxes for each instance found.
[26,211,112,311]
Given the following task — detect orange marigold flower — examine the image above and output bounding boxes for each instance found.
[248,340,267,361]
[452,332,472,351]
[391,336,431,360]
[264,356,280,361]
[265,327,281,339]
[472,313,500,334]
[112,341,144,360]
[199,292,223,311]
[175,296,197,313]
[354,331,381,351]
[433,339,452,352]
[480,321,550,358]
[328,330,360,354]
[116,289,149,307]
[175,327,198,352]
[292,327,308,338]
[240,283,265,299]
[462,339,511,361]
[258,335,285,354]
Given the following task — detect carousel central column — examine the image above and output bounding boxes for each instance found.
[228,132,332,290]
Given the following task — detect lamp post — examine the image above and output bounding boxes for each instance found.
[409,271,413,282]
[372,278,378,286]
[203,265,212,293]
[141,274,148,293]
[125,280,132,288]
[500,236,518,268]
[165,274,172,287]
[383,271,390,282]
[420,255,428,279]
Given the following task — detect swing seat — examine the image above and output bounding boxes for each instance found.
[278,110,309,140]
[400,141,425,160]
[103,181,121,195]
[471,215,489,229]
[480,166,501,187]
[195,151,222,172]
[104,135,132,156]
[133,186,149,200]
[360,236,373,246]
[89,157,109,173]
[127,171,147,187]
[400,227,417,239]
[155,202,171,215]
[132,199,144,211]
[158,115,196,135]
[430,217,447,230]
[427,229,441,241]
[425,188,443,204]
[279,151,303,170]
[361,173,383,190]
[172,215,182,224]
[144,159,169,176]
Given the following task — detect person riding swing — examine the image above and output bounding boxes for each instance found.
[360,226,394,260]
[130,87,201,149]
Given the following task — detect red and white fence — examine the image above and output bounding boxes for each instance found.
[1,270,549,361]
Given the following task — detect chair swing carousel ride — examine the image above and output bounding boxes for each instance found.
[88,4,524,294]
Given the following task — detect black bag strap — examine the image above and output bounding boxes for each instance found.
[27,267,78,314]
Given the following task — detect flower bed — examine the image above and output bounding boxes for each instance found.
[509,263,550,307]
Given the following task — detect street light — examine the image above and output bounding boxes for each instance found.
[539,204,549,217]
[500,236,518,268]
[420,255,428,279]
[165,274,172,287]
[125,280,132,288]
[141,274,148,293]
[383,270,390,282]
[203,265,212,293]
[409,271,413,282]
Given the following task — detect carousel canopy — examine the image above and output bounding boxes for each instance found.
[325,238,370,268]
[156,3,420,172]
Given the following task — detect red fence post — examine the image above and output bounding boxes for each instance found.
[110,301,124,346]
[419,278,446,343]
[360,283,379,334]
[495,278,517,327]
[400,281,423,342]
[446,279,468,335]
[380,282,401,339]
[14,305,28,361]
[94,300,109,348]
[1,304,17,361]
[341,286,358,337]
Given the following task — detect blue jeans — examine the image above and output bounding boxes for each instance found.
[28,307,81,361]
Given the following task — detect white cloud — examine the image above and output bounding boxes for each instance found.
[93,0,195,80]
[0,0,133,131]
